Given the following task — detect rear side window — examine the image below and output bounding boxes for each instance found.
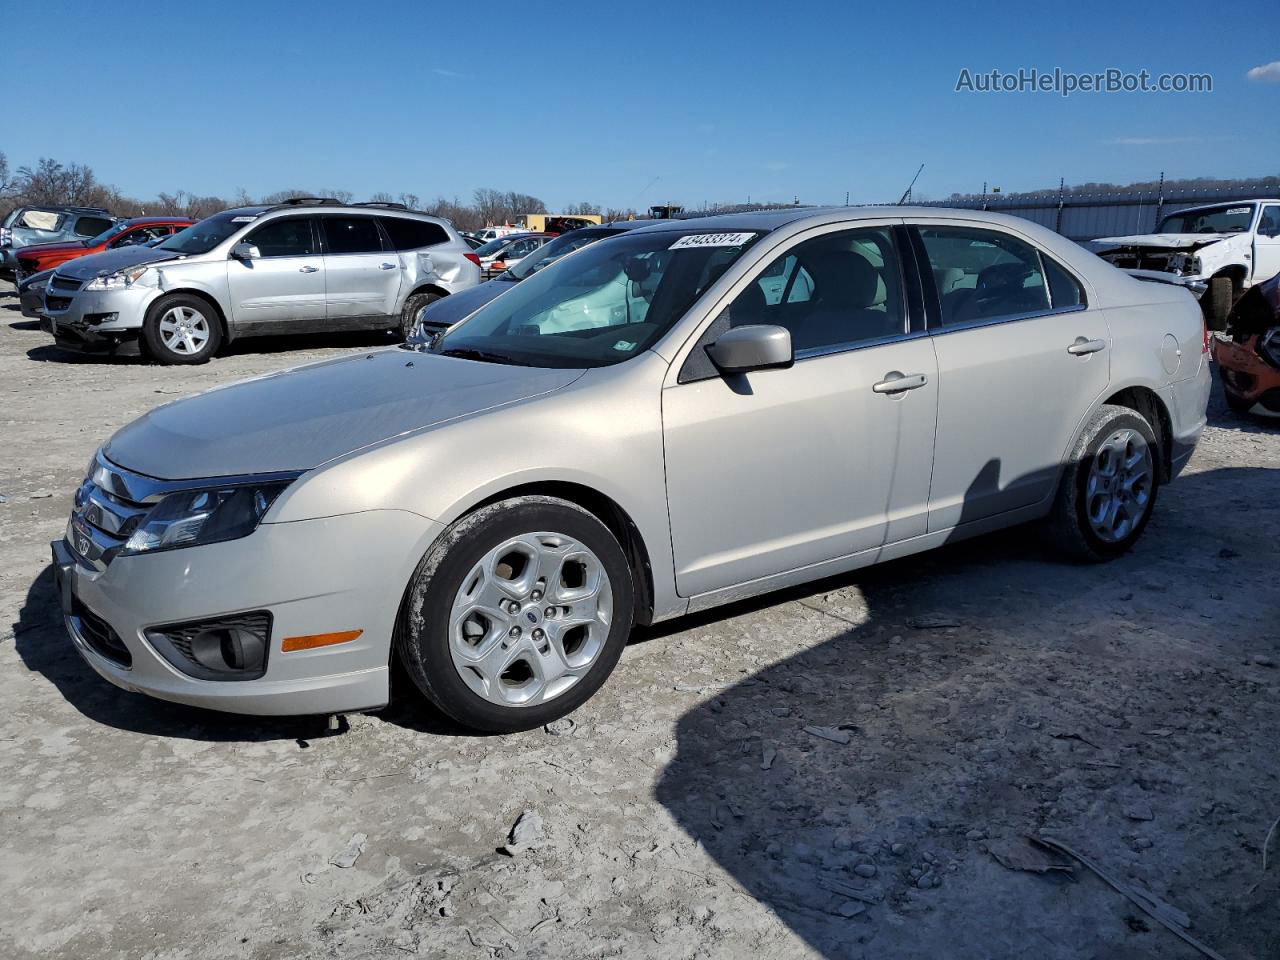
[1044,256,1086,309]
[74,216,114,237]
[324,216,385,254]
[247,217,317,258]
[378,216,448,250]
[917,226,1050,326]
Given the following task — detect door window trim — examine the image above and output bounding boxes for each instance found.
[908,223,1089,336]
[676,222,922,382]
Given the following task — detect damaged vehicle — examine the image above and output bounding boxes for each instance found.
[1090,200,1280,329]
[52,207,1209,732]
[40,198,480,363]
[1213,271,1280,416]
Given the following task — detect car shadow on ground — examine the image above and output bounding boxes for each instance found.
[21,329,402,365]
[654,465,1279,959]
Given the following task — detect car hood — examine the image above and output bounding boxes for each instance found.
[419,277,516,327]
[1089,233,1232,251]
[56,245,181,279]
[104,349,585,480]
[14,240,89,257]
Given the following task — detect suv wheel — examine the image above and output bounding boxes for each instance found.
[1204,276,1234,331]
[1047,404,1160,561]
[396,496,634,732]
[398,291,442,340]
[143,295,222,364]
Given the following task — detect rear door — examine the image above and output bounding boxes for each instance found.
[910,220,1108,531]
[321,215,402,323]
[226,215,325,328]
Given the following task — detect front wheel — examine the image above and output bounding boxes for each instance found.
[396,496,635,732]
[142,294,222,364]
[398,291,442,340]
[1203,276,1234,332]
[1046,404,1160,562]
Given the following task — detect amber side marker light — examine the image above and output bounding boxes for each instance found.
[281,630,363,653]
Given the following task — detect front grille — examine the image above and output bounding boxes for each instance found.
[50,274,83,292]
[71,595,132,668]
[1103,252,1176,272]
[69,460,155,569]
[45,295,72,311]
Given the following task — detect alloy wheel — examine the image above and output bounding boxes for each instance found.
[158,305,211,355]
[1085,428,1154,543]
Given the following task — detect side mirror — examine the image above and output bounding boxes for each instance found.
[231,241,260,261]
[705,324,793,374]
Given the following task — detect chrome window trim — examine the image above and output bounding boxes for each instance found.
[926,302,1088,337]
[792,327,930,363]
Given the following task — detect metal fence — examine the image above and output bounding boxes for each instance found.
[912,178,1280,241]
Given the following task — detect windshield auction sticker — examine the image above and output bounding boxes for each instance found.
[670,232,756,250]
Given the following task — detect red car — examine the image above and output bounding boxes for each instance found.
[14,216,195,280]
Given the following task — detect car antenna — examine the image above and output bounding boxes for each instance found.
[898,163,925,205]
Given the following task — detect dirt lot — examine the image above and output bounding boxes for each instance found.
[1,279,1278,960]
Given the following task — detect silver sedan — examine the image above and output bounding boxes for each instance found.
[53,207,1210,731]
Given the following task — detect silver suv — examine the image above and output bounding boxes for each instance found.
[41,199,480,363]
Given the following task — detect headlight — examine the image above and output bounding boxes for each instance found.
[120,482,292,556]
[85,265,151,291]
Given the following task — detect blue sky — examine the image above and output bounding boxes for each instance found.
[8,0,1279,210]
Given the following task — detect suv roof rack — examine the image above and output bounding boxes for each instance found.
[269,197,344,209]
[24,204,112,215]
[351,201,409,210]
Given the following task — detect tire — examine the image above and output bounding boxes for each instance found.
[1046,404,1161,562]
[1203,276,1234,332]
[142,294,222,364]
[396,495,635,733]
[398,291,442,340]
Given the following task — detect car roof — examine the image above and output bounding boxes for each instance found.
[217,204,453,227]
[1162,199,1280,216]
[125,216,195,225]
[625,204,1096,236]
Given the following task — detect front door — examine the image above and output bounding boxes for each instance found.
[321,215,402,322]
[663,224,938,597]
[912,221,1111,530]
[226,216,325,329]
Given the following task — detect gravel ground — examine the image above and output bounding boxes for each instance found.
[1,280,1277,960]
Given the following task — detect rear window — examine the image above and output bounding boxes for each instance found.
[378,216,449,250]
[74,216,115,237]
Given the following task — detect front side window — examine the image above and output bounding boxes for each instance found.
[722,227,905,354]
[247,217,317,258]
[508,229,611,279]
[918,226,1049,326]
[91,221,133,246]
[417,228,761,368]
[74,216,114,237]
[1259,205,1280,238]
[1157,204,1255,235]
[323,216,384,254]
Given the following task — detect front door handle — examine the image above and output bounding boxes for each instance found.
[1067,336,1106,356]
[872,371,929,394]
[379,262,397,270]
[299,265,319,274]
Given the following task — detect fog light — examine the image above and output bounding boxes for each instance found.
[146,611,272,681]
[84,312,119,326]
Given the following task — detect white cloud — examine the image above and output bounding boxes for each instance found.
[1247,61,1280,83]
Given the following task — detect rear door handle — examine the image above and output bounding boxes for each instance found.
[872,371,929,394]
[1067,337,1106,356]
[299,265,319,273]
[379,262,397,270]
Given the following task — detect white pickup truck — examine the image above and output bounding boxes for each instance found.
[1090,199,1280,328]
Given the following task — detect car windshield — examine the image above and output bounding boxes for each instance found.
[1158,204,1256,235]
[473,235,522,257]
[410,228,761,368]
[88,222,132,246]
[158,212,251,254]
[507,229,616,280]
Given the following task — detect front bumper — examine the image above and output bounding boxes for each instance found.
[43,283,156,354]
[20,285,47,318]
[52,509,442,716]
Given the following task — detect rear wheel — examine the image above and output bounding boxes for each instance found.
[396,496,634,732]
[398,291,442,340]
[142,294,222,364]
[1046,404,1160,562]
